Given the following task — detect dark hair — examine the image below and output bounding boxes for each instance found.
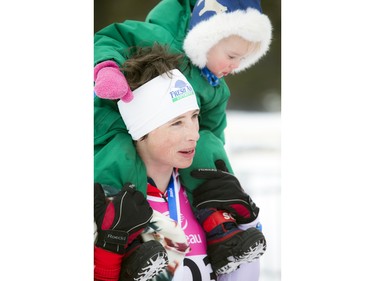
[121,43,184,90]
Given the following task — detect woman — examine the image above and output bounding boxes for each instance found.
[94,44,262,281]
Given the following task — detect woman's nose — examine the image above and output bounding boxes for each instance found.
[186,122,200,141]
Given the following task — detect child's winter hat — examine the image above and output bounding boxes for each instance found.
[183,0,272,73]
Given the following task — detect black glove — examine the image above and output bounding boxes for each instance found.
[94,182,153,254]
[190,160,259,224]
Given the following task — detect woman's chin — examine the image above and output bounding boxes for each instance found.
[175,160,194,169]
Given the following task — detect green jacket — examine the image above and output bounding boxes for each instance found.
[94,0,233,201]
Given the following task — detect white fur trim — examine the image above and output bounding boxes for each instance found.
[183,8,272,72]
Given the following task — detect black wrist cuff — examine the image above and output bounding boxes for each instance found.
[100,229,129,245]
[96,230,129,254]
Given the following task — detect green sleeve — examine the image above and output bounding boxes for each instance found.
[94,21,177,66]
[184,67,231,143]
[93,97,148,195]
[94,0,195,66]
[145,0,194,43]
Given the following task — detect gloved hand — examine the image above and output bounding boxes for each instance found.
[190,159,259,224]
[94,60,134,102]
[94,182,153,254]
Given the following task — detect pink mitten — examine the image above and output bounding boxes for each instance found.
[94,60,134,102]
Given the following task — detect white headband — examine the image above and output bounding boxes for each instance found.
[118,69,199,140]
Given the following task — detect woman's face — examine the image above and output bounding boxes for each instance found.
[206,35,254,78]
[138,109,200,171]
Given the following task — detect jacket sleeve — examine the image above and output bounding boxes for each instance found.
[94,246,124,280]
[94,0,195,67]
[94,97,148,196]
[187,68,231,143]
[94,21,176,66]
[145,0,194,42]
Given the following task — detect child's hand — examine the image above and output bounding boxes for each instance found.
[94,60,134,102]
[191,159,260,224]
[94,183,153,253]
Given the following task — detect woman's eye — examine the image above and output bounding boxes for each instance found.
[172,121,182,126]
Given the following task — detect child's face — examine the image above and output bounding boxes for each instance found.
[206,35,254,78]
[137,109,200,171]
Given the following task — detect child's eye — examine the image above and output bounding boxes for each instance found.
[192,113,199,119]
[171,121,182,126]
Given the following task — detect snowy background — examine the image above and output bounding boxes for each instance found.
[225,111,281,281]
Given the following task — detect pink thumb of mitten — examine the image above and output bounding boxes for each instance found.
[94,61,134,102]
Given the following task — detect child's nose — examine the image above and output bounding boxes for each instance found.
[230,60,241,70]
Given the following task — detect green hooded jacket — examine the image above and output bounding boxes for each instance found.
[94,0,234,201]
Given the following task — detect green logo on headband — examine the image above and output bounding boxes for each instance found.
[169,80,195,102]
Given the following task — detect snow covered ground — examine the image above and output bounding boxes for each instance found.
[225,111,281,281]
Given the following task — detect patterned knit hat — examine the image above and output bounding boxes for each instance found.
[183,0,272,73]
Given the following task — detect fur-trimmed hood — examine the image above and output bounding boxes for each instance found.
[183,0,272,73]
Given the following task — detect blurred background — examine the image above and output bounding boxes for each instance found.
[94,1,281,280]
[94,0,281,112]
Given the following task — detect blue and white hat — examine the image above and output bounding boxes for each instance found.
[183,0,272,73]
